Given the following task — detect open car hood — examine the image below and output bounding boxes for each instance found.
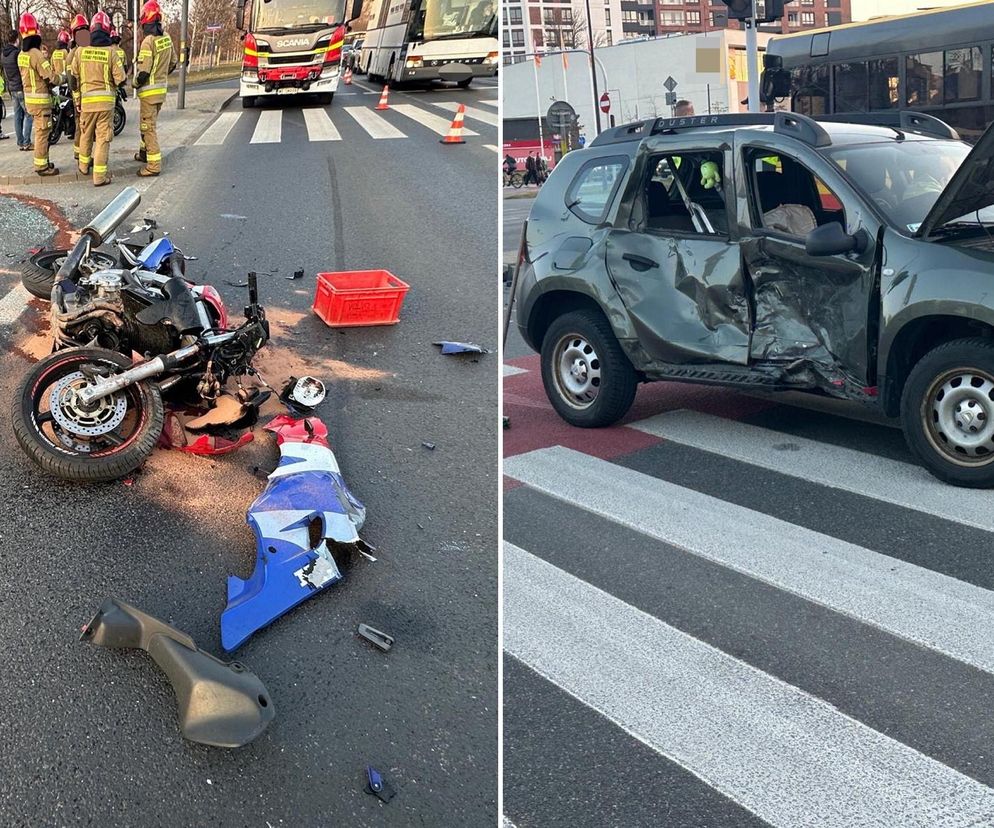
[917,121,994,239]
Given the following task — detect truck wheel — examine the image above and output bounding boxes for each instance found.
[320,92,333,106]
[242,96,256,109]
[901,337,994,487]
[457,78,472,89]
[541,309,637,428]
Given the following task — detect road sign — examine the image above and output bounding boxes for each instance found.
[578,134,586,147]
[665,91,677,106]
[206,24,222,32]
[547,100,577,131]
[663,75,678,92]
[599,92,610,114]
[112,10,125,29]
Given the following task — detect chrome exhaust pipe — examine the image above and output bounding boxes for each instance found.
[76,344,201,405]
[83,187,141,246]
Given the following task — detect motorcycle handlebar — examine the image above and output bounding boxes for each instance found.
[83,187,141,246]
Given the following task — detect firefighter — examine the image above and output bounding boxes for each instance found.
[110,27,129,76]
[134,0,175,177]
[73,11,125,187]
[51,30,70,77]
[66,13,90,160]
[17,13,59,176]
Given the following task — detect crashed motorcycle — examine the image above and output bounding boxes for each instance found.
[48,83,126,146]
[12,188,269,482]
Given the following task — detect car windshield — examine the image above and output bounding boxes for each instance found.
[252,0,347,31]
[825,139,994,234]
[422,0,496,40]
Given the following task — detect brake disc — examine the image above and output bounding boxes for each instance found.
[48,371,128,443]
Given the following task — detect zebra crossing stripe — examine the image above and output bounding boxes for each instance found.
[503,446,994,675]
[0,284,30,326]
[504,542,994,828]
[194,111,242,146]
[391,104,478,137]
[478,99,498,108]
[632,409,994,533]
[430,101,497,126]
[250,110,282,144]
[302,107,342,141]
[343,106,406,139]
[482,144,498,153]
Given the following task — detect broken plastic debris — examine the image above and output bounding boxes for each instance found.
[357,623,394,652]
[220,416,369,651]
[289,376,326,408]
[285,269,304,281]
[186,395,248,430]
[365,767,396,803]
[421,441,435,450]
[433,341,489,355]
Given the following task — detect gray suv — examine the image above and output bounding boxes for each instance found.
[513,110,994,486]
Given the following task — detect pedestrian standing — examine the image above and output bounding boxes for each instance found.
[74,11,125,186]
[17,14,59,176]
[134,0,176,177]
[538,155,549,183]
[525,152,538,187]
[51,30,70,77]
[0,71,7,141]
[2,31,33,151]
[67,14,91,161]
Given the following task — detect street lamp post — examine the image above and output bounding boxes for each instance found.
[584,0,601,134]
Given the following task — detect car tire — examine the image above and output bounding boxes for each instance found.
[541,309,638,428]
[457,78,472,89]
[901,337,994,487]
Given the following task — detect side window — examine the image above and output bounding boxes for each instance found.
[564,156,628,224]
[643,151,728,236]
[746,150,846,238]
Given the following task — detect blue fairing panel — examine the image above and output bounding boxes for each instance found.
[138,236,175,270]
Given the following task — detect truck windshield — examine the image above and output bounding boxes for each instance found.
[825,139,994,234]
[252,0,347,31]
[422,0,496,41]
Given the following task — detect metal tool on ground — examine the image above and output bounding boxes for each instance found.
[440,104,467,145]
[357,623,394,651]
[376,85,390,110]
[81,597,275,748]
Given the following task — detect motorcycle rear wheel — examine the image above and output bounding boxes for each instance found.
[49,111,62,145]
[21,248,118,300]
[113,102,126,136]
[12,348,164,482]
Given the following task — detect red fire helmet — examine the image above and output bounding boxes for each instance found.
[90,10,112,34]
[70,13,90,34]
[18,12,39,37]
[139,0,162,24]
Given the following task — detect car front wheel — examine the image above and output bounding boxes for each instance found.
[901,337,994,487]
[541,309,637,428]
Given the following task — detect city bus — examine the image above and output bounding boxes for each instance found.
[357,0,498,87]
[762,1,994,140]
[235,0,363,107]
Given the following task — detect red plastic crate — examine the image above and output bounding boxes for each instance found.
[312,269,410,327]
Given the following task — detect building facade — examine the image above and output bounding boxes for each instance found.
[648,0,853,36]
[502,0,625,62]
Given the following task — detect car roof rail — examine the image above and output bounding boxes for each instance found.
[588,111,832,148]
[814,111,959,140]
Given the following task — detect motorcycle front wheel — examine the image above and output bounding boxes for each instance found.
[49,110,62,145]
[113,101,126,136]
[12,348,164,482]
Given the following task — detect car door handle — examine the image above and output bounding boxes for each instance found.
[623,253,658,270]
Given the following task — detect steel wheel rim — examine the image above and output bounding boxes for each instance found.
[924,367,994,466]
[552,333,601,409]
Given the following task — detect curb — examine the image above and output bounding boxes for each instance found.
[502,189,539,200]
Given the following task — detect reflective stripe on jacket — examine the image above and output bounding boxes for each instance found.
[136,34,173,101]
[52,48,68,76]
[79,46,126,112]
[18,49,57,109]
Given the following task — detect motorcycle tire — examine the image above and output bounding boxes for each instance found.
[21,248,118,300]
[49,111,62,145]
[113,102,126,136]
[12,347,164,483]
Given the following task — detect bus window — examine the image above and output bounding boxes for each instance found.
[791,65,828,115]
[906,52,943,106]
[833,62,868,112]
[867,57,898,109]
[945,46,982,102]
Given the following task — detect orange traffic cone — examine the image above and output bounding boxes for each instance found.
[440,104,466,145]
[343,67,353,85]
[376,85,390,110]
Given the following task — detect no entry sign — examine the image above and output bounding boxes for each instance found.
[599,92,611,114]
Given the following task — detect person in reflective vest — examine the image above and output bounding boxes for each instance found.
[66,13,91,161]
[134,0,175,176]
[17,13,59,176]
[72,11,125,186]
[51,30,70,77]
[110,27,129,75]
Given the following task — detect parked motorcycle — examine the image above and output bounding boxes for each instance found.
[12,188,270,482]
[49,84,127,146]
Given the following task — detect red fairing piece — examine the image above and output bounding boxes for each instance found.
[265,415,330,447]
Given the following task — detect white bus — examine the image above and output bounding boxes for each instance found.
[358,0,497,87]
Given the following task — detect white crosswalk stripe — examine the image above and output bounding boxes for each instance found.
[390,104,478,136]
[194,111,242,146]
[250,109,282,143]
[478,99,498,108]
[504,406,994,824]
[482,144,498,153]
[429,100,497,126]
[343,106,406,138]
[302,107,342,141]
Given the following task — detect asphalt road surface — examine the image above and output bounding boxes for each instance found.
[502,198,994,826]
[0,76,497,826]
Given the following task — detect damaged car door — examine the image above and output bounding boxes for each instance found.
[736,141,881,386]
[604,140,751,365]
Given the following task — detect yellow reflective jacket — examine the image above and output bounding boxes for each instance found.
[51,47,68,77]
[79,45,126,112]
[135,34,175,102]
[18,48,58,112]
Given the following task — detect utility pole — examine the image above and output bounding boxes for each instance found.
[583,0,601,134]
[177,0,188,109]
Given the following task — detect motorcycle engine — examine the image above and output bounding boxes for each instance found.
[51,269,127,350]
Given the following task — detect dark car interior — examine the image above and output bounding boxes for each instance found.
[643,152,729,236]
[746,149,846,237]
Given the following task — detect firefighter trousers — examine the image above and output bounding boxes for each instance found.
[139,99,163,173]
[28,107,51,173]
[78,110,113,186]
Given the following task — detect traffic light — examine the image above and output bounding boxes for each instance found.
[759,0,785,22]
[719,0,752,20]
[718,0,787,22]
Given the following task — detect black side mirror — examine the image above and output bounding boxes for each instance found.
[805,222,869,257]
[235,0,246,30]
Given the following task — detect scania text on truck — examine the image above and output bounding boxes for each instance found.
[236,0,363,107]
[357,0,497,88]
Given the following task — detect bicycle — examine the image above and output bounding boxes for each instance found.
[503,169,524,189]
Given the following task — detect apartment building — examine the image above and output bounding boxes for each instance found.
[502,0,625,61]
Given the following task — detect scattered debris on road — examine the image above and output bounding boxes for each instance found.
[421,441,436,450]
[434,341,489,355]
[364,766,396,803]
[357,623,394,652]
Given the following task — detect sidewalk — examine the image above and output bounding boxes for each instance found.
[502,187,539,200]
[0,85,233,187]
